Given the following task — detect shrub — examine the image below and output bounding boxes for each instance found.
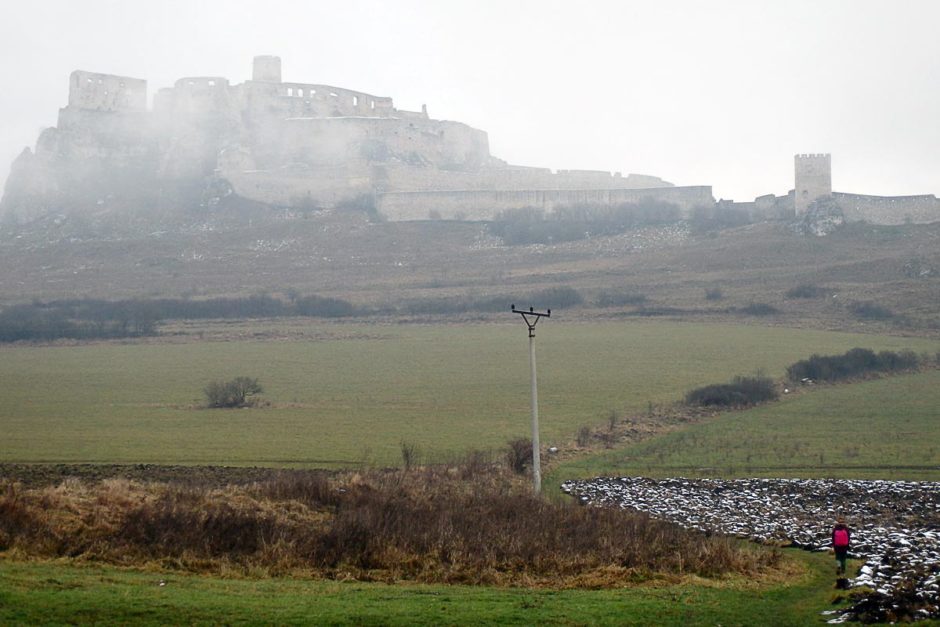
[704,287,724,301]
[400,440,420,471]
[786,348,922,383]
[786,284,827,299]
[850,301,895,320]
[204,377,263,408]
[576,425,592,447]
[739,303,779,316]
[506,438,533,474]
[685,375,778,407]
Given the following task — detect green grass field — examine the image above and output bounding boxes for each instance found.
[551,369,940,483]
[0,553,855,626]
[1,320,935,467]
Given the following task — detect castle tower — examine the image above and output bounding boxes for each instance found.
[794,153,832,214]
[252,55,282,83]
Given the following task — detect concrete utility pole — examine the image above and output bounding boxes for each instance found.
[511,304,550,494]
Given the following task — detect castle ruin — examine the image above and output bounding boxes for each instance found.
[2,56,938,227]
[1,56,704,223]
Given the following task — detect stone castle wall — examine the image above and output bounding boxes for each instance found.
[377,165,670,194]
[835,192,940,225]
[276,117,490,170]
[376,186,714,221]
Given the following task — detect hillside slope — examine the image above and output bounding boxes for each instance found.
[1,211,937,332]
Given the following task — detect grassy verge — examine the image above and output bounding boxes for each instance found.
[0,553,853,626]
[549,369,940,485]
[1,320,934,466]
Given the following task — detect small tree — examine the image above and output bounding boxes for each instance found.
[507,437,533,474]
[204,377,263,408]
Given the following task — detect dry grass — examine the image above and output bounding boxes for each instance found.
[0,462,779,587]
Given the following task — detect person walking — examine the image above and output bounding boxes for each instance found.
[832,516,851,577]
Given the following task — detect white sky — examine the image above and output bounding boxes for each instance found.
[1,0,937,201]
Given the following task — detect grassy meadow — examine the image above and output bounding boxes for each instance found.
[551,369,940,483]
[1,320,936,467]
[0,553,853,626]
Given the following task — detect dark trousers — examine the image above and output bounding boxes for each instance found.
[835,547,848,574]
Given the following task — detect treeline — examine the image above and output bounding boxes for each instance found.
[0,295,360,342]
[399,286,584,315]
[787,347,923,383]
[0,307,157,343]
[684,347,932,409]
[0,287,588,342]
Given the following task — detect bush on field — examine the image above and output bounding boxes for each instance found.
[685,375,778,408]
[787,348,921,383]
[786,284,828,299]
[850,301,895,321]
[738,303,779,316]
[704,287,724,301]
[204,377,263,408]
[506,438,533,474]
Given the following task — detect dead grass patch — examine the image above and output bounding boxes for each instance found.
[0,463,782,587]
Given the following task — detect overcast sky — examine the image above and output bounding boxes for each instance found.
[1,0,937,201]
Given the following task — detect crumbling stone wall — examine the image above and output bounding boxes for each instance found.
[376,186,714,221]
[68,70,146,112]
[835,192,940,225]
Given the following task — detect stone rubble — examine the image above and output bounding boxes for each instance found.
[562,477,940,622]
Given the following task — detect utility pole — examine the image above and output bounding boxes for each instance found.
[511,304,550,494]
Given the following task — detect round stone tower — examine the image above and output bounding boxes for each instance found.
[794,153,832,215]
[252,55,282,83]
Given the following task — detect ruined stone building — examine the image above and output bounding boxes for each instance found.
[717,154,940,226]
[1,56,707,223]
[792,154,940,225]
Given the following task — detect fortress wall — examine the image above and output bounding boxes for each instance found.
[376,186,714,221]
[68,71,146,112]
[225,164,374,207]
[277,117,491,170]
[834,192,940,225]
[151,77,239,124]
[379,165,671,194]
[275,83,395,118]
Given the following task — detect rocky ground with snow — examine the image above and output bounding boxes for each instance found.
[562,477,940,623]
